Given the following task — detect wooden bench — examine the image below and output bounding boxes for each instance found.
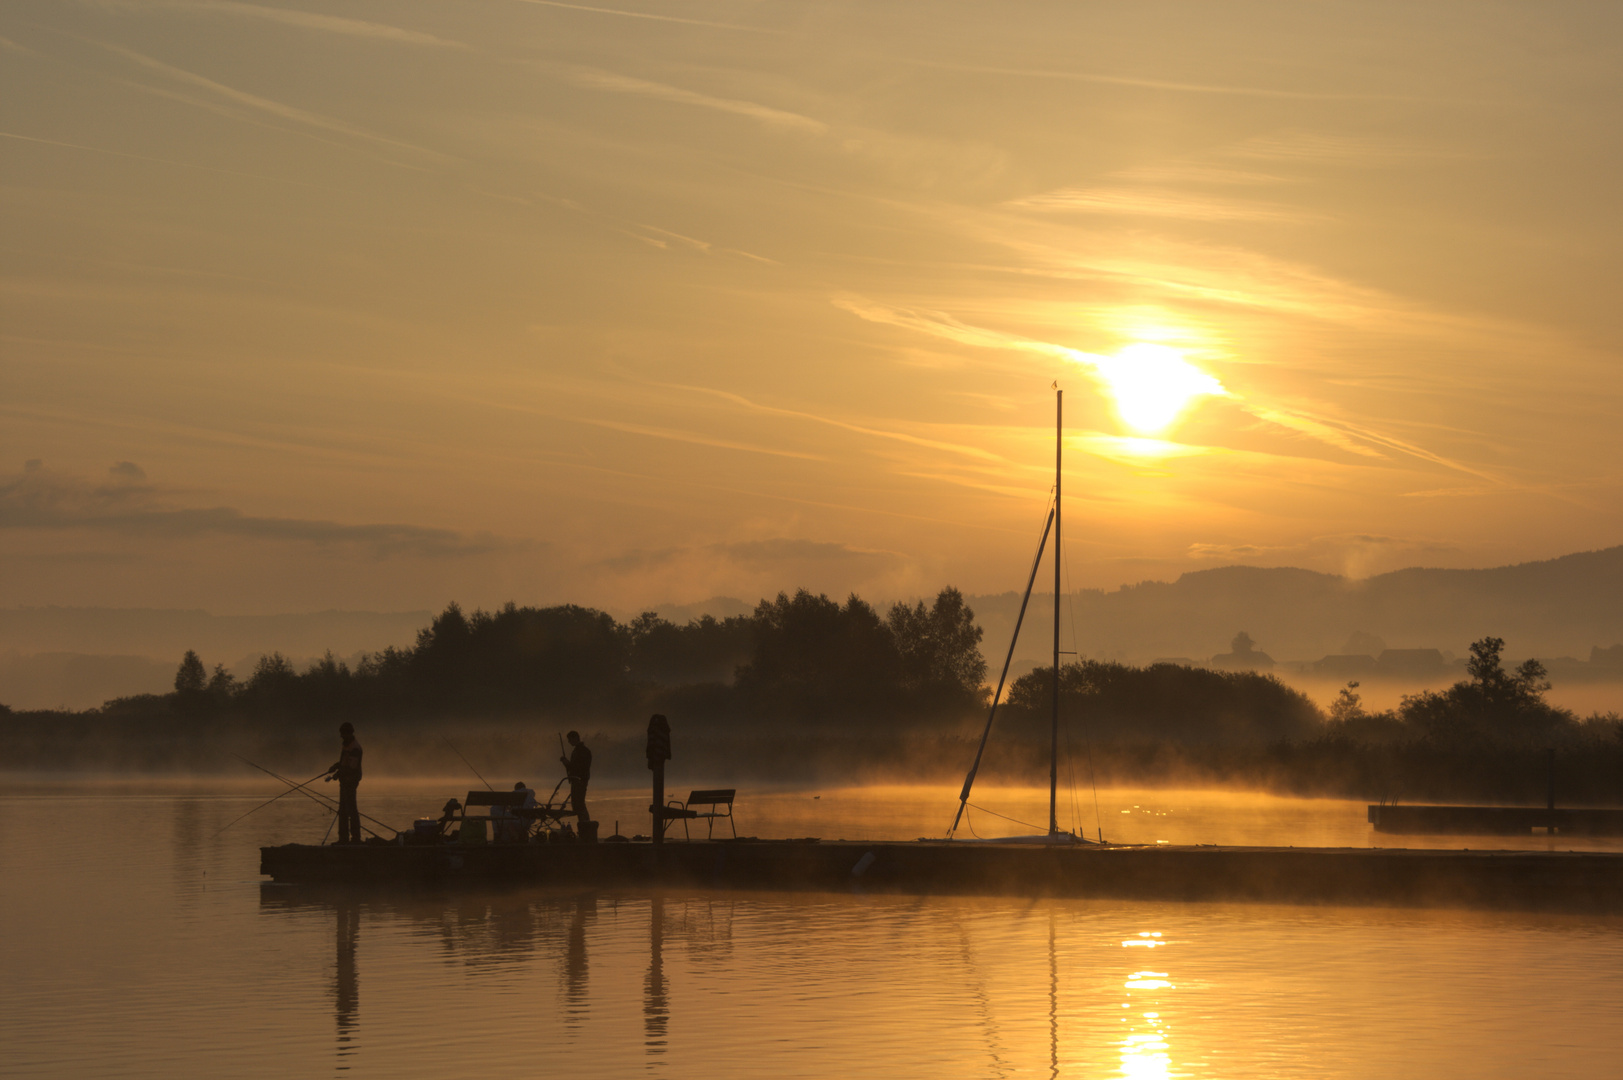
[458,790,545,843]
[664,789,737,840]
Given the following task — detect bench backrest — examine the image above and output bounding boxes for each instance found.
[687,789,735,806]
[465,790,529,807]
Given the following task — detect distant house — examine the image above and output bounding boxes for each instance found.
[1313,654,1378,678]
[1209,631,1274,671]
[1375,648,1447,676]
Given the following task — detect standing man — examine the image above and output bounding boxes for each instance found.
[560,730,592,828]
[326,721,364,843]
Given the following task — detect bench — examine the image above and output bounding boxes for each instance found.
[458,790,554,843]
[664,789,737,840]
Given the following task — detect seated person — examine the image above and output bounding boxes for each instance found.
[436,798,462,838]
[496,782,536,842]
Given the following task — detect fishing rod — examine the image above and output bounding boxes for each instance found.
[211,769,329,838]
[443,736,493,791]
[234,755,399,838]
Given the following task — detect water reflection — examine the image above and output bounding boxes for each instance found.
[1048,910,1058,1080]
[334,901,359,1068]
[259,887,744,1068]
[1119,931,1174,1080]
[564,895,594,1030]
[645,895,668,1055]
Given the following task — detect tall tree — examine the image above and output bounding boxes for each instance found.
[173,650,206,696]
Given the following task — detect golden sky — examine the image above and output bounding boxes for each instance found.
[3,1,1620,614]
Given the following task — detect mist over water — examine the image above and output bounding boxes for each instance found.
[4,780,1621,1079]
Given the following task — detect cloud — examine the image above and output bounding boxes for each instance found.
[508,0,783,34]
[550,66,827,133]
[102,43,444,160]
[1223,131,1438,164]
[576,417,827,461]
[1187,542,1281,559]
[1006,187,1317,224]
[830,295,1509,477]
[1,464,510,558]
[1110,163,1294,187]
[670,378,1017,467]
[898,59,1405,101]
[598,538,904,575]
[716,538,903,570]
[110,1,470,48]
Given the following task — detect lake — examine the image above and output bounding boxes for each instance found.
[3,779,1621,1078]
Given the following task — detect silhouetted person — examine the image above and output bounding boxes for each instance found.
[561,730,592,827]
[499,781,537,842]
[436,797,461,838]
[325,721,363,843]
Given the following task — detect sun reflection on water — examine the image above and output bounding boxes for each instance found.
[1119,933,1176,1079]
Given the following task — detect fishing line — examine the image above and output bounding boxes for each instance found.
[211,769,328,837]
[234,755,398,837]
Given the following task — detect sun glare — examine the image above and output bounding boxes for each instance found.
[1092,343,1226,435]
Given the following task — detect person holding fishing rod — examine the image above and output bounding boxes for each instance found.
[325,722,364,844]
[560,730,592,831]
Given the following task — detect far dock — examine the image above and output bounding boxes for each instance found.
[1368,804,1623,836]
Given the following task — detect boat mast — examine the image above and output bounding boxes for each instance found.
[1050,388,1061,837]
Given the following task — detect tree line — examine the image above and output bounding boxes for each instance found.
[156,587,992,728]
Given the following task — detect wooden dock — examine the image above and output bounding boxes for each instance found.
[1368,803,1623,836]
[261,838,1623,912]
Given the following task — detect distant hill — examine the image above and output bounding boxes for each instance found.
[4,547,1619,710]
[965,546,1623,669]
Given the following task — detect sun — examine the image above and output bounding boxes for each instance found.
[1092,343,1226,434]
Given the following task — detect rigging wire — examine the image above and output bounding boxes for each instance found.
[947,490,1057,839]
[967,802,1048,834]
[1061,528,1106,843]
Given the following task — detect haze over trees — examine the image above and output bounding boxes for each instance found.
[4,589,1619,804]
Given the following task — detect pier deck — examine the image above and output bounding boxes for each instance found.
[1368,804,1623,836]
[261,839,1623,912]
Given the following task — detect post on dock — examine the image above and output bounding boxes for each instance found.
[1546,746,1556,811]
[647,713,672,845]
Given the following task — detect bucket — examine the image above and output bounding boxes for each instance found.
[580,820,599,844]
[459,818,487,845]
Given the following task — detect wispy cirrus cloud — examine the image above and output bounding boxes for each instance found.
[102,43,446,160]
[550,66,827,133]
[576,418,827,461]
[830,295,1509,477]
[897,58,1409,101]
[508,0,783,34]
[1,462,511,558]
[1006,187,1318,224]
[104,1,470,48]
[597,537,903,576]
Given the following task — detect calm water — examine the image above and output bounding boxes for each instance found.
[3,779,1621,1078]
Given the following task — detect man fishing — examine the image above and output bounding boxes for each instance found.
[560,730,592,828]
[325,722,364,843]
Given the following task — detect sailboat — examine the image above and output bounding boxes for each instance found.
[949,386,1092,844]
